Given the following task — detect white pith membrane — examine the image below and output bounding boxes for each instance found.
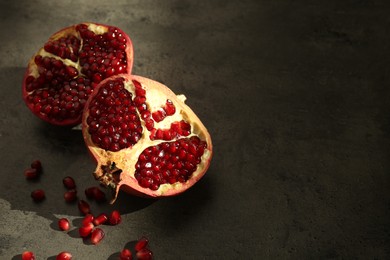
[22,22,132,125]
[82,75,212,201]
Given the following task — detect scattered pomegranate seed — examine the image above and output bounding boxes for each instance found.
[135,236,149,252]
[82,214,94,226]
[62,176,76,189]
[22,251,35,260]
[31,189,45,202]
[64,189,77,203]
[109,210,121,225]
[119,248,132,260]
[58,218,70,231]
[79,222,94,238]
[24,168,39,180]
[90,228,105,245]
[78,200,91,215]
[85,186,106,202]
[93,213,108,226]
[30,160,42,172]
[136,248,153,260]
[56,251,72,260]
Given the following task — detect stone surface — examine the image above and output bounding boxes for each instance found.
[0,0,389,259]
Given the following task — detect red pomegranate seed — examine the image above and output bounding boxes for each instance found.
[85,186,106,202]
[109,210,121,225]
[90,228,105,245]
[31,189,45,202]
[78,200,91,215]
[64,189,77,203]
[62,176,76,189]
[135,236,149,252]
[56,251,72,260]
[82,214,94,226]
[136,248,153,260]
[30,160,42,172]
[24,168,39,180]
[79,222,94,238]
[58,218,70,231]
[119,248,132,260]
[93,213,108,226]
[22,251,35,260]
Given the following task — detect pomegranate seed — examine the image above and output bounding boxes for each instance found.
[78,200,91,215]
[64,189,77,203]
[31,189,45,202]
[135,236,149,252]
[82,214,94,226]
[58,218,70,231]
[56,251,72,260]
[90,228,105,245]
[136,248,153,260]
[109,210,121,225]
[22,251,35,260]
[119,248,132,260]
[93,213,108,226]
[62,176,76,189]
[30,160,42,172]
[85,186,106,202]
[24,168,39,180]
[79,222,94,237]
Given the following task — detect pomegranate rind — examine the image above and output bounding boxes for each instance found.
[82,74,213,200]
[22,22,134,126]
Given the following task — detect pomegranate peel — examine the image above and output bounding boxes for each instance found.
[82,74,212,201]
[22,22,133,126]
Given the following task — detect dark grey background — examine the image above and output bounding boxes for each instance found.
[0,0,389,259]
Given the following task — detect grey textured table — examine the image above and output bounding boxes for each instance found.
[1,0,389,259]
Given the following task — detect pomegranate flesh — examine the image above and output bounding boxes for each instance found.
[22,22,134,126]
[82,75,213,200]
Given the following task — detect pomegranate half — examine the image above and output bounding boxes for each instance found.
[22,22,133,126]
[82,75,212,201]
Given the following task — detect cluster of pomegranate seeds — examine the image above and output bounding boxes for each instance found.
[134,136,207,190]
[24,159,42,180]
[87,78,142,151]
[23,23,132,125]
[119,236,153,260]
[77,24,128,80]
[132,79,191,141]
[85,186,106,202]
[44,35,80,61]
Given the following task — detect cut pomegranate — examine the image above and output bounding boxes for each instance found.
[108,210,121,225]
[31,189,45,202]
[135,237,149,252]
[93,213,108,226]
[136,248,153,260]
[78,200,91,215]
[120,248,132,260]
[22,22,134,126]
[58,218,70,231]
[22,251,35,260]
[56,251,72,260]
[90,228,105,245]
[82,75,213,200]
[62,176,76,189]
